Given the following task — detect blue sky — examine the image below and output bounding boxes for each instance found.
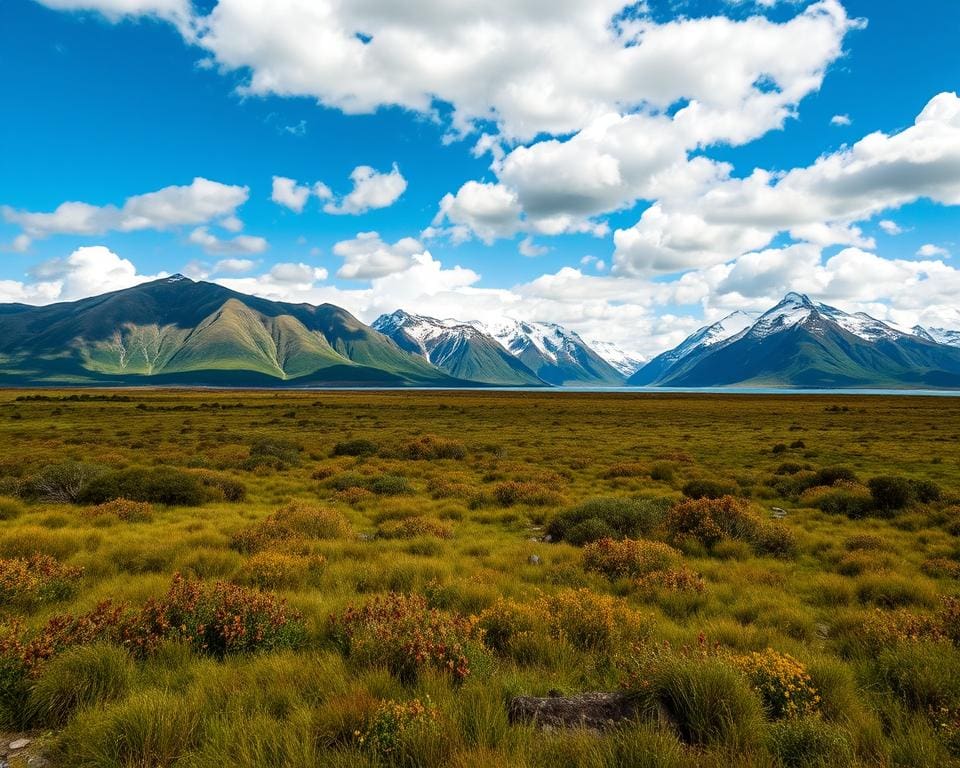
[1,0,958,357]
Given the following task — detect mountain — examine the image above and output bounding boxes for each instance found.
[372,310,544,386]
[912,325,960,348]
[0,276,462,387]
[629,292,960,388]
[471,318,625,386]
[628,310,759,386]
[587,340,646,377]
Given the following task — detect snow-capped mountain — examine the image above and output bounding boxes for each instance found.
[372,310,543,386]
[374,311,625,386]
[629,293,960,388]
[587,340,646,377]
[470,318,624,386]
[912,325,960,348]
[628,310,759,386]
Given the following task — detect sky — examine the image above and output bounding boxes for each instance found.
[1,0,958,359]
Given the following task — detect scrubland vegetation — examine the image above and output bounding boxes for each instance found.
[0,389,958,766]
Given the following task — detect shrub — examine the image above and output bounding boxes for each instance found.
[582,538,679,579]
[547,497,669,545]
[84,498,155,522]
[682,479,740,500]
[231,502,351,553]
[363,697,442,761]
[649,462,676,483]
[402,435,467,460]
[332,593,480,682]
[752,522,798,558]
[0,554,84,607]
[492,481,562,507]
[121,573,306,657]
[665,496,759,549]
[246,437,301,468]
[26,642,133,726]
[776,462,805,476]
[368,474,412,495]
[377,516,452,540]
[856,573,937,609]
[79,466,204,506]
[193,469,247,502]
[813,467,859,487]
[541,588,644,652]
[767,716,853,768]
[868,476,913,513]
[733,649,820,719]
[804,485,874,518]
[234,551,326,590]
[332,439,379,457]
[476,598,548,654]
[25,462,105,503]
[910,478,942,504]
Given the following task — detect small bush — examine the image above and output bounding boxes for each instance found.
[26,642,133,726]
[542,588,644,652]
[0,497,23,521]
[682,479,740,500]
[402,435,467,460]
[193,469,247,502]
[868,476,912,513]
[377,516,452,540]
[665,496,759,549]
[246,437,301,469]
[0,554,84,607]
[910,478,942,504]
[363,697,442,762]
[603,462,647,479]
[84,498,155,522]
[332,593,481,682]
[122,573,306,657]
[649,462,676,483]
[79,466,204,506]
[634,567,706,595]
[547,497,669,545]
[25,462,105,503]
[492,481,562,507]
[582,538,679,579]
[231,502,351,553]
[857,573,937,609]
[332,439,379,457]
[476,598,548,655]
[733,649,820,719]
[805,485,874,518]
[767,716,853,768]
[368,474,412,495]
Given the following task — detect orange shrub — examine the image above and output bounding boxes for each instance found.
[121,573,305,657]
[402,435,466,460]
[234,551,326,589]
[733,649,820,719]
[492,481,562,507]
[602,462,647,479]
[332,593,480,682]
[0,554,84,607]
[635,567,706,594]
[231,502,351,552]
[83,498,155,522]
[582,538,679,579]
[666,496,759,548]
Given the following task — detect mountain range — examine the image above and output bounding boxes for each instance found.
[0,278,958,389]
[629,293,960,388]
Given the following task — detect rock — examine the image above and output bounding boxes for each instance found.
[528,554,541,565]
[508,692,643,732]
[528,537,540,543]
[770,507,787,519]
[543,534,553,543]
[9,739,30,751]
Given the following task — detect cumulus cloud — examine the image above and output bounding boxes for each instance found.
[271,176,312,213]
[36,0,192,28]
[213,258,256,275]
[0,245,164,304]
[518,237,549,257]
[878,219,903,235]
[3,178,249,240]
[323,165,407,215]
[917,243,950,257]
[831,113,852,126]
[188,227,268,255]
[612,92,960,274]
[333,232,423,279]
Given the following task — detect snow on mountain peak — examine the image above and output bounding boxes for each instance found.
[913,325,960,347]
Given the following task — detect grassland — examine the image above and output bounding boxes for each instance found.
[0,389,958,767]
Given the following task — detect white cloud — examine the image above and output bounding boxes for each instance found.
[435,182,522,243]
[518,237,549,257]
[271,176,312,213]
[219,215,244,233]
[35,0,191,28]
[878,219,903,235]
[333,232,423,279]
[830,113,852,126]
[323,165,407,215]
[0,245,164,304]
[213,258,256,275]
[3,178,249,240]
[7,234,31,253]
[188,227,268,255]
[917,243,950,258]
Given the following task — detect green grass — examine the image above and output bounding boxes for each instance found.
[0,389,958,766]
